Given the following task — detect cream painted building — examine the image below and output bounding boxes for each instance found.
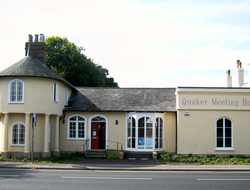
[0,34,177,158]
[176,60,250,156]
[176,87,250,156]
[1,34,249,159]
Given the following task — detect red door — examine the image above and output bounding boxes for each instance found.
[91,122,99,149]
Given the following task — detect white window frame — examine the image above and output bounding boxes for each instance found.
[64,87,68,106]
[67,115,86,140]
[8,79,24,103]
[155,117,163,149]
[215,117,234,151]
[11,122,25,146]
[126,113,164,152]
[53,82,59,102]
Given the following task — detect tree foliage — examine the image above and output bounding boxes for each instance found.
[45,36,118,87]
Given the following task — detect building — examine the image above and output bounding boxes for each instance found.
[1,34,250,159]
[0,34,177,158]
[175,60,250,156]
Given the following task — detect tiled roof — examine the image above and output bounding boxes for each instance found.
[65,87,176,112]
[0,56,75,89]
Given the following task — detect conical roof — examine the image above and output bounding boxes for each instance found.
[0,56,75,89]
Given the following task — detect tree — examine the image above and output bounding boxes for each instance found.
[45,36,118,87]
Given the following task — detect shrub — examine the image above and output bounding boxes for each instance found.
[172,154,183,161]
[159,153,172,161]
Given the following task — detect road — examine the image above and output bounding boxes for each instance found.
[1,169,250,190]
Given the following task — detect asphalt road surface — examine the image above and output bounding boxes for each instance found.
[1,169,250,190]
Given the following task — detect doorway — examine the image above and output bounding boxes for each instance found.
[91,116,106,149]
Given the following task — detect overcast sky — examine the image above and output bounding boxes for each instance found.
[1,0,250,87]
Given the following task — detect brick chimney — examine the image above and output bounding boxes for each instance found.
[25,34,47,64]
[235,60,244,87]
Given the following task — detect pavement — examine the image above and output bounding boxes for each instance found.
[1,153,250,171]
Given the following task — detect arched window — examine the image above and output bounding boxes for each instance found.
[126,113,164,151]
[138,117,153,149]
[216,117,233,149]
[67,115,86,140]
[53,82,58,102]
[155,117,163,149]
[91,116,106,122]
[127,117,136,148]
[11,122,25,146]
[9,79,24,103]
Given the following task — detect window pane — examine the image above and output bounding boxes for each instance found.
[146,117,153,149]
[19,124,25,144]
[217,119,223,127]
[65,88,68,105]
[146,128,152,137]
[70,122,76,138]
[217,128,223,137]
[69,116,76,121]
[127,127,131,138]
[159,138,163,148]
[132,117,135,138]
[17,81,23,102]
[138,117,144,127]
[217,137,223,147]
[78,116,85,121]
[146,117,153,128]
[159,118,163,138]
[10,82,16,102]
[225,128,231,138]
[78,122,84,138]
[138,117,145,149]
[92,116,105,122]
[12,124,18,144]
[127,117,132,148]
[225,138,232,147]
[138,128,144,138]
[146,128,153,149]
[132,138,135,148]
[138,137,144,149]
[54,83,57,101]
[225,119,231,128]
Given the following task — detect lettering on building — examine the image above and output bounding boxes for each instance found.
[181,98,250,108]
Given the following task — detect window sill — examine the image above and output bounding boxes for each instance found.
[215,148,234,151]
[67,138,86,141]
[125,148,164,152]
[8,102,24,104]
[10,144,25,147]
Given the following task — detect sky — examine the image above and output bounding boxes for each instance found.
[1,0,250,88]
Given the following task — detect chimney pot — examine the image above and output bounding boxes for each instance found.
[34,34,39,42]
[226,70,232,87]
[235,60,244,87]
[237,60,242,68]
[39,34,44,42]
[28,34,33,42]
